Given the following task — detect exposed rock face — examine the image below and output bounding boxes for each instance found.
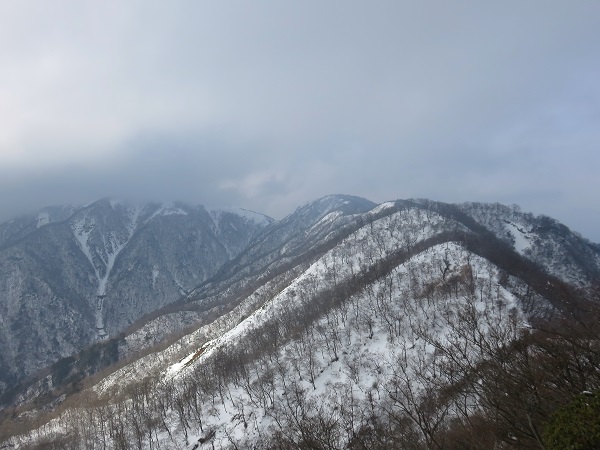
[0,199,272,396]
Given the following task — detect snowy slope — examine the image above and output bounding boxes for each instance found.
[4,202,557,449]
[1,196,597,449]
[459,202,600,286]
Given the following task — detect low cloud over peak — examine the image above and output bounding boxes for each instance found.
[0,1,598,241]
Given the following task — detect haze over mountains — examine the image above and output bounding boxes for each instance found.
[0,194,599,449]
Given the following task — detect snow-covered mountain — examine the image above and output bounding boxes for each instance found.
[458,201,600,287]
[1,196,599,449]
[0,204,79,248]
[0,199,273,400]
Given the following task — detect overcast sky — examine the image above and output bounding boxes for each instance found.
[1,1,599,241]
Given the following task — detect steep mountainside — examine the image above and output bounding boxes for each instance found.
[0,205,79,249]
[458,201,600,287]
[0,199,272,399]
[115,195,379,356]
[1,196,599,449]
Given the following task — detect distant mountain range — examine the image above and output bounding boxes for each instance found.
[0,199,272,398]
[1,195,599,449]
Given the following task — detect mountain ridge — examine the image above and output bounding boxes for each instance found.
[0,199,274,399]
[1,195,599,449]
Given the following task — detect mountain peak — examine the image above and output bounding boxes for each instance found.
[291,194,376,220]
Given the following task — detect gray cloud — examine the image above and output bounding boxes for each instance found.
[0,1,599,241]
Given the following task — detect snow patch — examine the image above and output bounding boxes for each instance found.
[72,217,95,269]
[36,212,50,228]
[152,267,159,289]
[160,206,188,216]
[128,204,141,235]
[208,207,272,228]
[97,237,126,297]
[145,203,188,223]
[311,211,342,228]
[370,201,396,214]
[71,207,141,340]
[505,221,532,254]
[109,198,125,209]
